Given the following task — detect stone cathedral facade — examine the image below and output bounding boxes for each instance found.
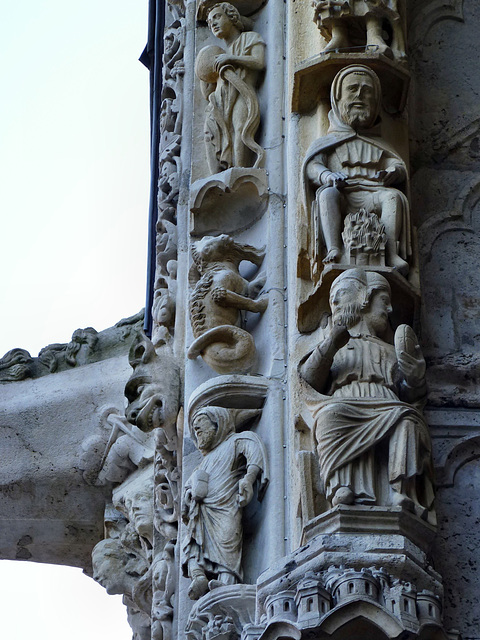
[1,1,480,639]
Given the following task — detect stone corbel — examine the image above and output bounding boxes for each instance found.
[190,168,269,237]
[186,584,257,640]
[196,0,268,21]
[188,374,268,422]
[292,53,410,115]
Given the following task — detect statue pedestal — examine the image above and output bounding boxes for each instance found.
[190,168,269,237]
[254,506,447,640]
[186,584,256,640]
[292,51,410,115]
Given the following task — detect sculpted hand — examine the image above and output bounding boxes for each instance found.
[375,166,403,186]
[325,171,348,188]
[182,489,193,523]
[330,323,350,351]
[214,54,235,72]
[237,478,254,508]
[254,296,268,313]
[212,286,228,305]
[397,346,426,386]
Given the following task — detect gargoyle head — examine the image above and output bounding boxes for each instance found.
[125,332,179,439]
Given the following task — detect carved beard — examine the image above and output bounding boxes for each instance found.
[340,102,374,130]
[332,303,363,330]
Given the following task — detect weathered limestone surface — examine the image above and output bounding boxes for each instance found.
[2,1,480,640]
[0,353,132,568]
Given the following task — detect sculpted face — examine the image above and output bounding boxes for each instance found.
[92,539,131,595]
[208,7,235,40]
[193,414,217,453]
[125,375,165,432]
[337,72,377,129]
[364,288,392,336]
[123,486,154,542]
[330,281,363,328]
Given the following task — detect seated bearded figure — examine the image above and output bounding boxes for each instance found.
[299,269,435,521]
[303,65,411,275]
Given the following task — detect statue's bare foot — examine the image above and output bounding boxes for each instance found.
[389,253,409,276]
[188,575,209,600]
[323,247,341,264]
[323,38,348,53]
[391,491,415,512]
[332,486,354,506]
[368,39,393,59]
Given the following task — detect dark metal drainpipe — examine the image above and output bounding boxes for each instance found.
[141,0,165,337]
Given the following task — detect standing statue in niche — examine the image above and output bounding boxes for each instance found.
[312,0,406,60]
[303,65,411,275]
[299,269,435,520]
[195,2,266,174]
[188,234,267,374]
[181,406,268,600]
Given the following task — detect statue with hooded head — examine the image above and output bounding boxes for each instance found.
[299,268,435,521]
[303,65,411,277]
[181,405,268,600]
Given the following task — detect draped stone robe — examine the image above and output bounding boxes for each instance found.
[307,334,434,511]
[205,31,265,170]
[182,431,265,581]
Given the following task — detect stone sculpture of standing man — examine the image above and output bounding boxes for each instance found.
[303,65,411,274]
[181,406,268,600]
[195,2,266,173]
[299,269,435,520]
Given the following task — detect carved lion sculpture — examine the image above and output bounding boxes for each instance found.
[188,234,267,373]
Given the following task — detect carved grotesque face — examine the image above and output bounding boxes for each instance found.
[208,7,235,40]
[193,413,218,453]
[92,539,134,596]
[125,375,166,432]
[195,234,232,262]
[337,72,377,129]
[364,288,392,336]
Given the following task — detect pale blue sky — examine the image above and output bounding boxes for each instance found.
[0,0,150,358]
[1,2,151,637]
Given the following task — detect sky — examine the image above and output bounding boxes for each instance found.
[0,0,150,358]
[0,1,151,637]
